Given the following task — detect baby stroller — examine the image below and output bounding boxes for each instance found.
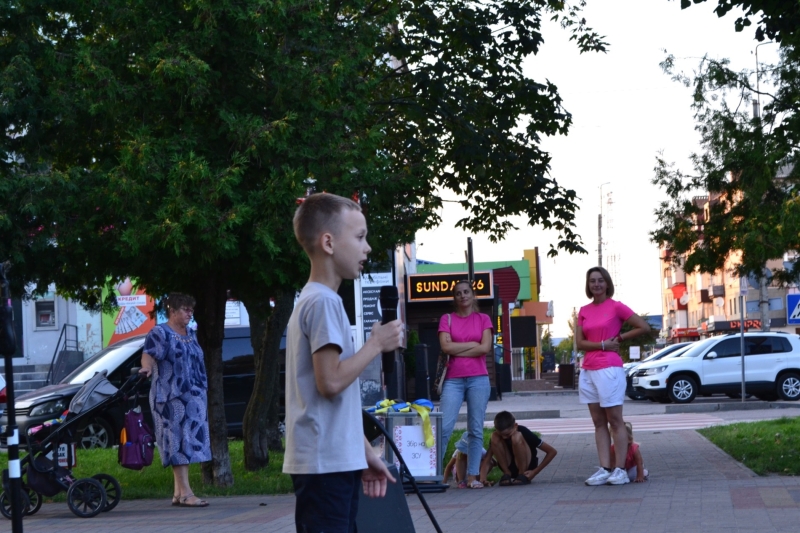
[1,371,144,519]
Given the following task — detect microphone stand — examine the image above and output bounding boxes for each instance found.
[1,262,24,532]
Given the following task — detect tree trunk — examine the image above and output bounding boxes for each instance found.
[194,273,234,487]
[241,287,295,470]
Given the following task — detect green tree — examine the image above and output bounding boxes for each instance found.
[0,0,608,477]
[678,0,800,43]
[0,0,409,485]
[541,328,553,352]
[652,1,800,294]
[554,337,573,365]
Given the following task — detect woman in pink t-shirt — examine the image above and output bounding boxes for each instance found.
[438,280,493,489]
[576,266,650,486]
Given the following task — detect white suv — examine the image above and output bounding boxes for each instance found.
[631,332,800,404]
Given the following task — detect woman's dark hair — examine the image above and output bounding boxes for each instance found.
[585,266,615,299]
[452,280,479,313]
[164,293,196,317]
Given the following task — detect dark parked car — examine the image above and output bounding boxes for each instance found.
[0,326,284,449]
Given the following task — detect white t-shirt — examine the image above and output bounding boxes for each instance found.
[283,282,366,474]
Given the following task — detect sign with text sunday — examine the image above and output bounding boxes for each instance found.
[407,272,493,302]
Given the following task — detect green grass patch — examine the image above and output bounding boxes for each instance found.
[1,440,293,501]
[699,416,800,476]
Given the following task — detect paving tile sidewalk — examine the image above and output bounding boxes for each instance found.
[12,429,800,533]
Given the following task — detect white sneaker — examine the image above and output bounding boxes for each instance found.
[606,467,631,485]
[585,467,612,486]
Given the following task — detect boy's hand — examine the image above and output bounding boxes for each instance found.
[363,452,396,498]
[634,476,645,483]
[369,320,404,354]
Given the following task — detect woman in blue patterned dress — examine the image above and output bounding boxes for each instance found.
[140,293,211,507]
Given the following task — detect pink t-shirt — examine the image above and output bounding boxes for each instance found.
[438,312,493,379]
[578,298,634,370]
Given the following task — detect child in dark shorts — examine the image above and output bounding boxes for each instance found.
[483,411,558,486]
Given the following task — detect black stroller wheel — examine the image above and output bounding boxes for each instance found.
[25,489,43,515]
[66,478,107,518]
[0,490,31,520]
[92,474,121,512]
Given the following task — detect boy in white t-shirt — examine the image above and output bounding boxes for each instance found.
[283,193,404,533]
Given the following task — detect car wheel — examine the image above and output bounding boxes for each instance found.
[777,373,800,401]
[668,375,697,403]
[79,417,114,449]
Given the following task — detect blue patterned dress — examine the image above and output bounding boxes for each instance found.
[143,324,212,467]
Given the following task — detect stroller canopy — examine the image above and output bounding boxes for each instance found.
[69,370,119,415]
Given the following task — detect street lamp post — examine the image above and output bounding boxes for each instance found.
[598,182,610,266]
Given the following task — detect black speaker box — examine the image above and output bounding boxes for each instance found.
[356,464,415,533]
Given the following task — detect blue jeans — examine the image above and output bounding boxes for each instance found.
[439,375,491,476]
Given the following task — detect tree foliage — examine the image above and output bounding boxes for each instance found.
[679,0,800,43]
[652,3,800,283]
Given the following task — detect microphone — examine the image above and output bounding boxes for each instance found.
[379,285,399,375]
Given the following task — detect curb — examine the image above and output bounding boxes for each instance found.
[457,409,560,423]
[501,389,579,397]
[666,400,800,414]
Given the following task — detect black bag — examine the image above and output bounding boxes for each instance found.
[434,314,452,395]
[118,406,155,470]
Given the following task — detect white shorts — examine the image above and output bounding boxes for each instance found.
[579,367,626,408]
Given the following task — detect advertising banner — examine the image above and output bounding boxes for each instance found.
[102,278,156,347]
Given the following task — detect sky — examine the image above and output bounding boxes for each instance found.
[414,0,781,338]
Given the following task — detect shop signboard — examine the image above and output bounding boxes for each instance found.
[407,272,493,303]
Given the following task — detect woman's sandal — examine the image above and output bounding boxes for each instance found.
[499,474,513,487]
[511,475,531,486]
[468,479,484,489]
[455,480,468,489]
[171,496,180,506]
[178,494,209,507]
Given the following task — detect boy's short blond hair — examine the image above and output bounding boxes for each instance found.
[293,193,361,254]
